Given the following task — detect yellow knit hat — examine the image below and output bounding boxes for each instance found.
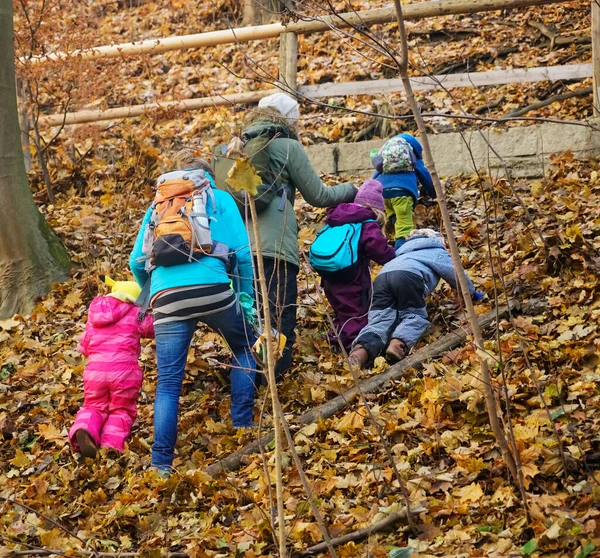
[100,275,141,304]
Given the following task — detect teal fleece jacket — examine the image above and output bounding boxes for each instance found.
[129,188,254,298]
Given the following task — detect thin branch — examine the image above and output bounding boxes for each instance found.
[300,504,427,556]
[0,495,87,548]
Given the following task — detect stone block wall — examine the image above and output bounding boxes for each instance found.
[305,122,600,178]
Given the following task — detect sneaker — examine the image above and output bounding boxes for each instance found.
[348,345,369,370]
[75,429,97,459]
[150,467,172,479]
[386,338,407,364]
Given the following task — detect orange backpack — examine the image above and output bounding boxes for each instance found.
[141,169,217,269]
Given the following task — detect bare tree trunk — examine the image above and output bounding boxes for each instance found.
[391,0,519,482]
[0,2,70,318]
[16,78,32,172]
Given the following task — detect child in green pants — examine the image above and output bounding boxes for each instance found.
[371,133,436,248]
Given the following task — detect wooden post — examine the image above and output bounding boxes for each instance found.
[279,32,298,93]
[16,78,32,172]
[593,0,600,115]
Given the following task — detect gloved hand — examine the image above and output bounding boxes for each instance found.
[472,291,485,302]
[238,292,257,326]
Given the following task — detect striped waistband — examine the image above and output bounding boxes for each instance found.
[152,283,236,325]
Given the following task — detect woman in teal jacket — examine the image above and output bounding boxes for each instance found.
[129,152,256,474]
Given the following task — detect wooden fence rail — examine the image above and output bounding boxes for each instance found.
[38,64,592,127]
[24,0,571,64]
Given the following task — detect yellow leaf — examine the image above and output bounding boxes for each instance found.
[40,529,69,549]
[530,180,543,196]
[38,423,63,441]
[63,291,82,309]
[11,449,31,468]
[226,157,262,196]
[299,423,318,437]
[337,410,365,432]
[454,482,484,503]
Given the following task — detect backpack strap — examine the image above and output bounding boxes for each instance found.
[135,277,153,321]
[244,127,292,212]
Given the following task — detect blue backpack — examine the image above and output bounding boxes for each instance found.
[309,221,373,281]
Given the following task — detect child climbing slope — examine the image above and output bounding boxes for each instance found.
[348,229,484,368]
[69,276,154,458]
[310,179,396,350]
[372,133,436,248]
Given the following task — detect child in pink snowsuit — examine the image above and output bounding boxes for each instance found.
[69,276,154,458]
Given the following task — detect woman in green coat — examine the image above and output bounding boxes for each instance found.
[244,93,357,380]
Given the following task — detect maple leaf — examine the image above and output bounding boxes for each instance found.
[37,423,63,441]
[39,529,70,550]
[226,157,261,196]
[11,449,31,468]
[454,483,484,503]
[336,410,365,432]
[63,290,83,309]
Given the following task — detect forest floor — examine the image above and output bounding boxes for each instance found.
[1,148,599,557]
[2,0,600,556]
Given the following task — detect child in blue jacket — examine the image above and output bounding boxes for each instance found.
[348,229,484,368]
[372,133,436,248]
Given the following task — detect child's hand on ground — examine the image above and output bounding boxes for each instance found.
[472,291,485,303]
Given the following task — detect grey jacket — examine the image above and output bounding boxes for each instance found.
[380,237,476,296]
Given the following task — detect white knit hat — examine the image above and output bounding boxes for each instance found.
[408,228,446,246]
[258,93,300,122]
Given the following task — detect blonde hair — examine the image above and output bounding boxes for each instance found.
[173,148,214,177]
[362,204,387,228]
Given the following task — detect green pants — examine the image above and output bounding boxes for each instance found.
[385,196,414,241]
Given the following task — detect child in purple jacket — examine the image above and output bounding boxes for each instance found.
[321,179,396,350]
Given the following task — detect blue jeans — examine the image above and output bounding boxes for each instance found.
[152,302,257,468]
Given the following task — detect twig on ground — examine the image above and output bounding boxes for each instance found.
[0,495,87,548]
[298,504,427,556]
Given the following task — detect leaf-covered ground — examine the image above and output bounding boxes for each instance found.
[1,136,600,556]
[4,0,600,556]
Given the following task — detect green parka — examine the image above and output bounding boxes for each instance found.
[243,118,357,268]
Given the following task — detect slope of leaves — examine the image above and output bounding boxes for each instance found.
[1,135,599,556]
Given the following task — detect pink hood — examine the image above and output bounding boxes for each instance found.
[88,296,133,327]
[78,295,154,365]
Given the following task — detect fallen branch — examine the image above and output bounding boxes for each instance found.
[527,20,591,49]
[506,86,592,117]
[204,298,545,477]
[297,504,427,556]
[474,95,506,114]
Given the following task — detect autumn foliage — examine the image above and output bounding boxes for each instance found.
[2,0,599,556]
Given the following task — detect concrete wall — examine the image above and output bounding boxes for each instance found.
[306,122,600,178]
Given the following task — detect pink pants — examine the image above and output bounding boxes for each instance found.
[69,366,143,452]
